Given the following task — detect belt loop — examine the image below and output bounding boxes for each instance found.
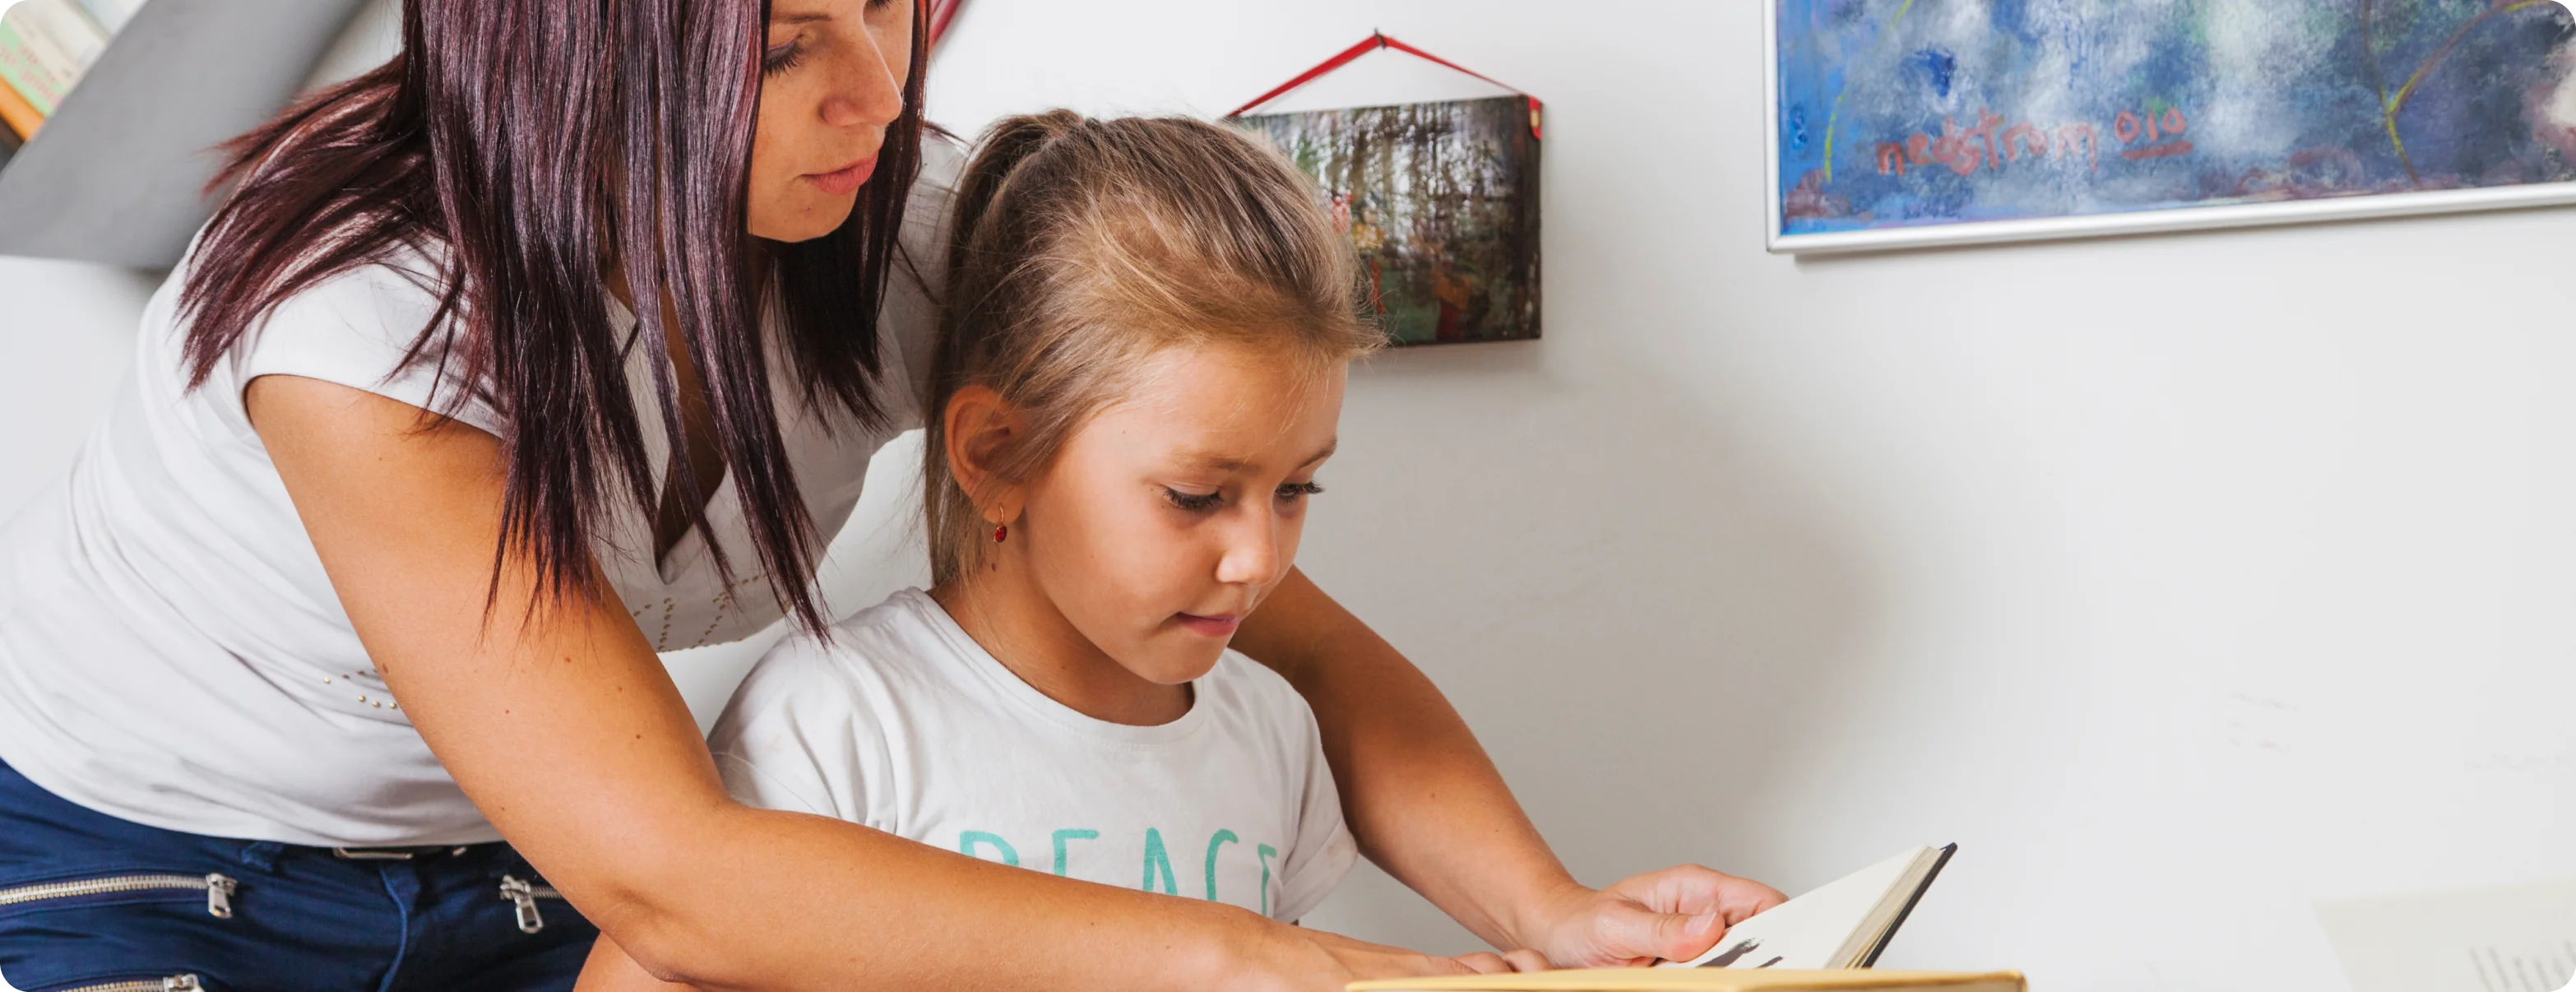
[237,841,285,874]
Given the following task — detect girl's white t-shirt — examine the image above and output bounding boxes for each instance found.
[710,589,1359,922]
[0,141,961,846]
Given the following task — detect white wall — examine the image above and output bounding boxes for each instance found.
[924,2,2576,990]
[7,1,2574,989]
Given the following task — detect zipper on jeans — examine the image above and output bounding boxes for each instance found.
[498,874,563,934]
[0,873,234,918]
[55,975,200,992]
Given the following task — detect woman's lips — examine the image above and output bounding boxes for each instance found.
[808,155,878,196]
[1176,614,1242,637]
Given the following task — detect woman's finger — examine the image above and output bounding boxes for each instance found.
[1609,865,1787,924]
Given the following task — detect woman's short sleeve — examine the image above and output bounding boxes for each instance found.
[232,254,502,436]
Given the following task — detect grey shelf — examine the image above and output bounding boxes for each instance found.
[0,0,370,268]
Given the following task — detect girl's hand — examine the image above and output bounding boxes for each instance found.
[1522,866,1788,968]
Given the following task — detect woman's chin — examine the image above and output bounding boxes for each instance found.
[749,195,860,243]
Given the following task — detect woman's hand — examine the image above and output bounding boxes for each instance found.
[1244,927,1548,992]
[1520,866,1788,969]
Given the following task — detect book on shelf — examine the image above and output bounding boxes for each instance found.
[1348,970,2023,992]
[76,0,147,35]
[0,0,108,118]
[0,67,41,141]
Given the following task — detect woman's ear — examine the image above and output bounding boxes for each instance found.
[943,385,1025,524]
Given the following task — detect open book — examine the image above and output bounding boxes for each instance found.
[1662,845,1957,971]
[1343,845,1989,991]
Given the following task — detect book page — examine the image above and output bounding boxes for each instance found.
[2317,878,2576,992]
[1667,849,1926,970]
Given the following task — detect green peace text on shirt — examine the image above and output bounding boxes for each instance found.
[959,827,1287,916]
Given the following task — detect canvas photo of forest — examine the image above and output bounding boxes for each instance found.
[1774,0,2576,237]
[1237,95,1541,345]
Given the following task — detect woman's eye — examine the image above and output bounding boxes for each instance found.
[762,39,807,76]
[1276,481,1325,503]
[1163,488,1224,513]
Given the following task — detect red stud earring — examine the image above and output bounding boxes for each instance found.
[993,522,1008,543]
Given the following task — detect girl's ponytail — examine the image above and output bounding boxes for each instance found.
[942,109,1082,285]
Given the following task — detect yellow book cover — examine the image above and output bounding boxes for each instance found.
[1347,969,2026,992]
[0,73,42,141]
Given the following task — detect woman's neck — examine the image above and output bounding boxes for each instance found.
[929,573,1193,727]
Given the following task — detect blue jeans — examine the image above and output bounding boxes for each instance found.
[0,758,595,991]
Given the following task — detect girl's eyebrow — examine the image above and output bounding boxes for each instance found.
[771,12,833,25]
[1182,440,1338,473]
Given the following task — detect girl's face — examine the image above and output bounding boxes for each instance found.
[1014,345,1346,687]
[748,0,911,243]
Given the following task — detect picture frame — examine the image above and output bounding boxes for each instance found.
[1764,0,2576,255]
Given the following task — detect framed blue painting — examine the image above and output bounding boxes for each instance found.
[1767,0,2576,253]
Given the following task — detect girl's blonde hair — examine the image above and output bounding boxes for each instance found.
[924,110,1380,585]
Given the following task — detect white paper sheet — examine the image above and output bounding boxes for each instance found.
[2318,878,2576,992]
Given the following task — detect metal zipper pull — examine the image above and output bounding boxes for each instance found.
[203,874,234,919]
[164,976,202,991]
[498,874,544,934]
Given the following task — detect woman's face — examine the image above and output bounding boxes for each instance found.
[748,0,913,243]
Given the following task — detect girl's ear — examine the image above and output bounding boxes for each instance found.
[943,385,1026,524]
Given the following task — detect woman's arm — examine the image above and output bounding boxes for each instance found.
[579,938,693,992]
[249,374,1485,991]
[1233,572,1786,967]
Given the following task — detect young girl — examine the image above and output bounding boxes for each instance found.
[572,107,1390,989]
[580,109,1781,989]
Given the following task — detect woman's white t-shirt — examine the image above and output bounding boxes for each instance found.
[0,141,961,847]
[710,589,1359,922]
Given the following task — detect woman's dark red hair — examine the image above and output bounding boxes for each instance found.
[176,0,929,630]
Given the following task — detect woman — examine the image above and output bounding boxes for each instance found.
[0,1,1781,989]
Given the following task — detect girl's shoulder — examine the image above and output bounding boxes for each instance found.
[730,590,940,691]
[703,592,926,767]
[715,588,975,729]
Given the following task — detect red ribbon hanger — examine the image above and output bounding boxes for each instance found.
[1225,32,1543,139]
[927,0,966,50]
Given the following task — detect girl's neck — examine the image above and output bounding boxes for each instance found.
[929,573,1193,727]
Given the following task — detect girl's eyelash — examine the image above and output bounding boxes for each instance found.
[1164,488,1223,512]
[1165,482,1324,512]
[762,39,806,76]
